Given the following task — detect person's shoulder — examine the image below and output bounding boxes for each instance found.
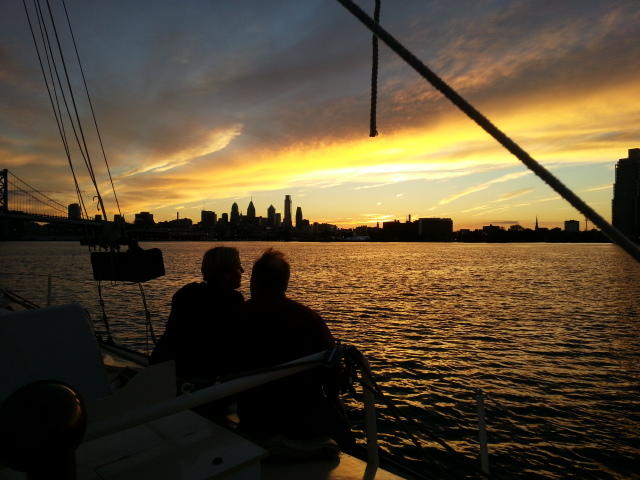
[173,282,206,300]
[285,298,322,319]
[177,282,206,293]
[229,289,244,303]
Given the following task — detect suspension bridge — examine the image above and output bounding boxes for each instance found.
[0,168,103,227]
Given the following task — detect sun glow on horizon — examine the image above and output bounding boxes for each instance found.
[2,1,638,230]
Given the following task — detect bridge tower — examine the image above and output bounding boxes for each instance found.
[0,169,7,214]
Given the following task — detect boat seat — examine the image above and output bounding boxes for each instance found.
[0,304,111,405]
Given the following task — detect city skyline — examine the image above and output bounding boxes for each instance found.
[123,194,583,233]
[1,2,639,230]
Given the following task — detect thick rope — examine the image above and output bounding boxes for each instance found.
[369,0,380,137]
[336,0,640,264]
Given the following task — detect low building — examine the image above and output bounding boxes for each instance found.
[134,211,155,226]
[564,220,580,232]
[201,210,216,228]
[67,203,81,220]
[417,218,453,241]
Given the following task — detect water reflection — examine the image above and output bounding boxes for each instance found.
[1,241,639,478]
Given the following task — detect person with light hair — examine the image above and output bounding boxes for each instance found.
[150,246,244,386]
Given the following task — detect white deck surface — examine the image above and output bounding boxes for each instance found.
[77,410,266,479]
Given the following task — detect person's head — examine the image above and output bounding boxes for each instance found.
[201,246,243,289]
[250,248,290,299]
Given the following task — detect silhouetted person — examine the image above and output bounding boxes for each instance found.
[236,249,353,450]
[150,246,244,387]
[127,238,142,252]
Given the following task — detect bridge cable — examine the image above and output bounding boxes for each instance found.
[10,171,67,210]
[10,174,61,215]
[61,0,122,217]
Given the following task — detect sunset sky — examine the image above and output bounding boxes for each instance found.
[1,0,639,229]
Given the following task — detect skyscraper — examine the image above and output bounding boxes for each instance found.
[612,148,640,241]
[247,199,256,222]
[295,206,303,228]
[283,195,292,227]
[230,202,240,224]
[267,204,276,226]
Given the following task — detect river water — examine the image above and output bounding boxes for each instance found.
[1,241,639,478]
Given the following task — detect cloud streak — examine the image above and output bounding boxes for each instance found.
[438,171,532,205]
[0,1,637,227]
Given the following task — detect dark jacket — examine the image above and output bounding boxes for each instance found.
[150,282,244,381]
[236,296,352,446]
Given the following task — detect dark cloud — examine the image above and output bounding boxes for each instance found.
[1,0,638,221]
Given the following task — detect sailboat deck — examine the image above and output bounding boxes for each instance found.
[262,454,403,480]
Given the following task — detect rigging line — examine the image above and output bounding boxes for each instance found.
[35,1,66,148]
[61,0,122,217]
[39,0,99,197]
[96,281,113,342]
[37,5,89,219]
[369,0,380,137]
[138,283,157,346]
[335,0,640,264]
[44,0,108,222]
[32,0,91,218]
[21,0,87,218]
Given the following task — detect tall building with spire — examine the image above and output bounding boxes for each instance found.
[295,206,303,228]
[267,204,276,226]
[612,148,640,241]
[230,202,240,224]
[247,199,256,223]
[283,195,292,227]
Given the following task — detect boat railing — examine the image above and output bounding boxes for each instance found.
[86,351,329,441]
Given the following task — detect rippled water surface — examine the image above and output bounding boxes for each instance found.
[2,241,639,478]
